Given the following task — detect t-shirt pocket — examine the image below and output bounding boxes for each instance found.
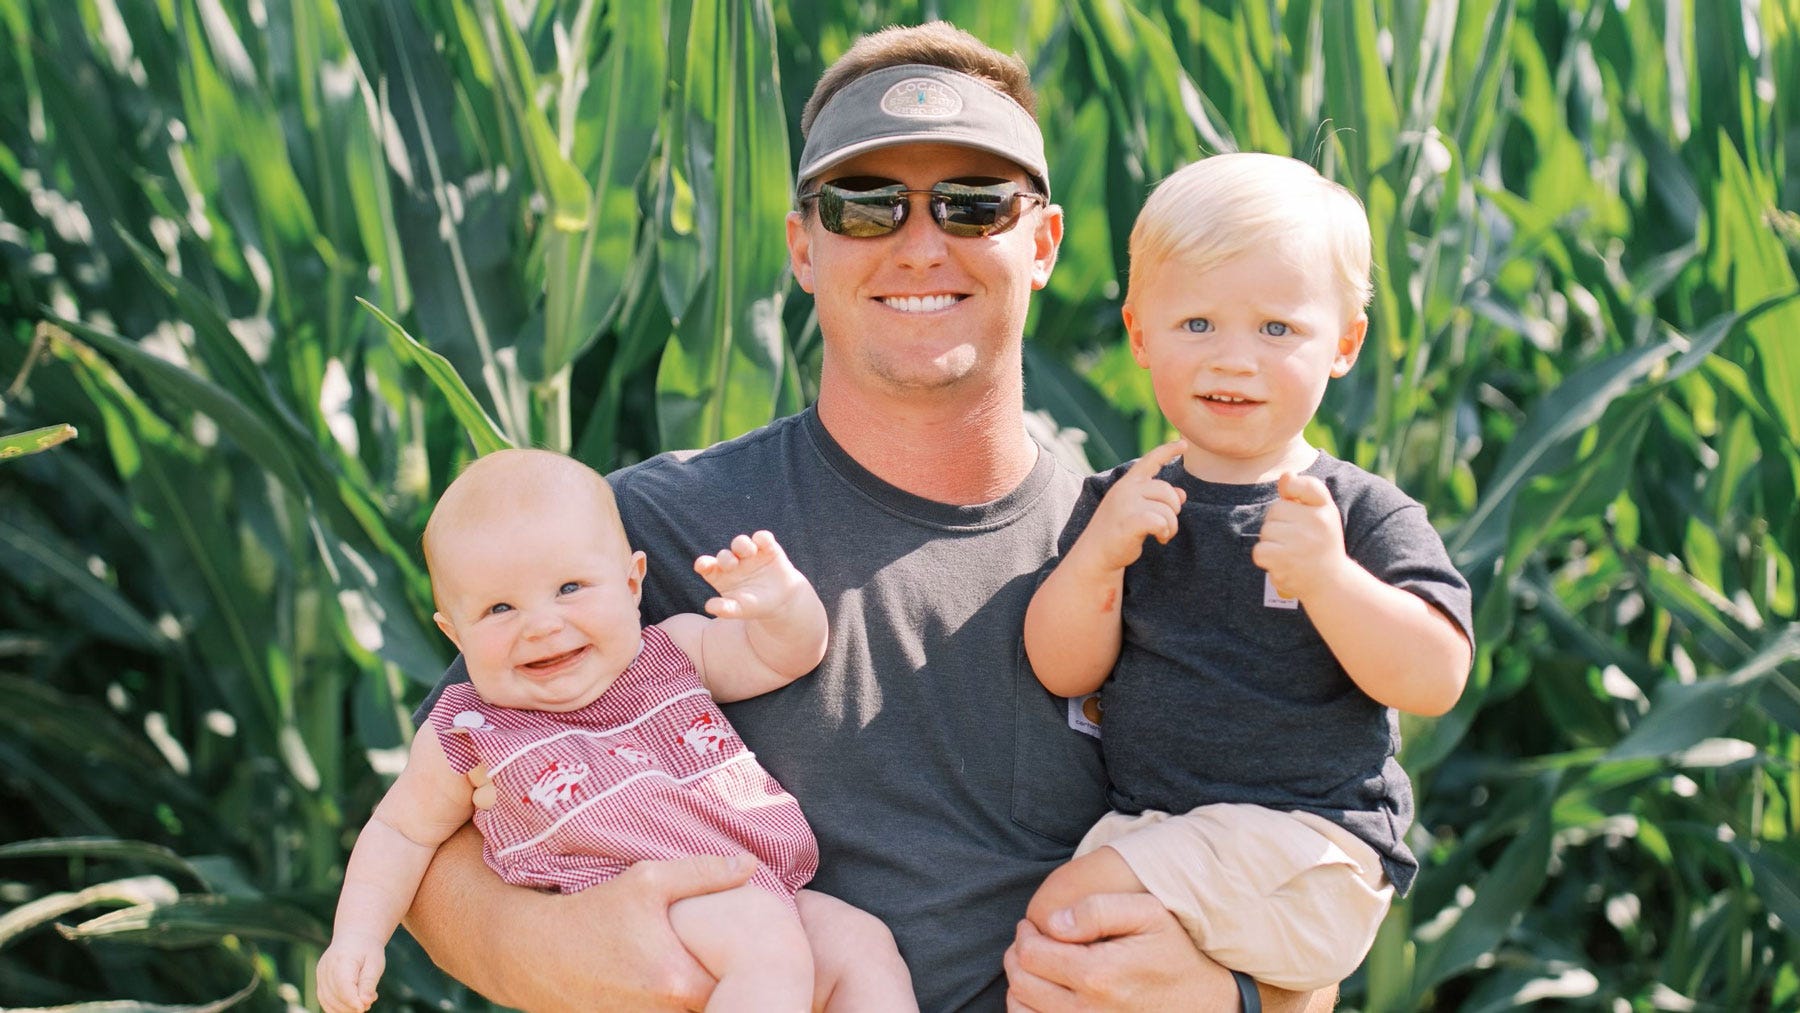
[1010,646,1108,845]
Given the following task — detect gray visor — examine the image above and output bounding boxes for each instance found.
[797,64,1050,198]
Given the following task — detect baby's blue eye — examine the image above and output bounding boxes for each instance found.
[558,581,581,595]
[1181,317,1213,333]
[1261,321,1291,337]
[487,602,513,615]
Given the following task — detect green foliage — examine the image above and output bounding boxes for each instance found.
[1,0,1796,1009]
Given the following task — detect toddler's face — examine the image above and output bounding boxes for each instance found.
[431,496,646,713]
[1123,246,1365,483]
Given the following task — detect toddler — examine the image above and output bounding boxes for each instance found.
[1023,153,1475,990]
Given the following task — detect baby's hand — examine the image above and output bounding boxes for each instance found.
[316,939,382,1013]
[1076,440,1188,571]
[1252,472,1348,601]
[694,531,807,620]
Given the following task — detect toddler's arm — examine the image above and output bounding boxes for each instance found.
[658,530,828,703]
[317,724,476,1013]
[1254,473,1471,715]
[1024,440,1187,697]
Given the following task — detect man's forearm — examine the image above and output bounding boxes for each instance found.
[403,822,546,1007]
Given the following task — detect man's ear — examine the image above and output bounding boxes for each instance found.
[1123,302,1151,368]
[626,550,647,604]
[1332,314,1369,377]
[1030,202,1065,291]
[433,612,461,650]
[786,211,815,293]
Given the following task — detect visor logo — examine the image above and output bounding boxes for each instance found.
[881,78,963,118]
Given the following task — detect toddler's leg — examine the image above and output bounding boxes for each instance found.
[796,889,917,1013]
[1024,844,1149,932]
[669,883,812,1013]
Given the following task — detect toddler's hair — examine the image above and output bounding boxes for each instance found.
[1126,153,1373,318]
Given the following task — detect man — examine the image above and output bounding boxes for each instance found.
[405,21,1330,1012]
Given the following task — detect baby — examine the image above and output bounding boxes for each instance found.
[1023,153,1475,991]
[317,449,914,1012]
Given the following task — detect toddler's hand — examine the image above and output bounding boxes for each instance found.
[316,940,382,1013]
[1076,440,1188,571]
[1252,472,1347,601]
[695,531,807,620]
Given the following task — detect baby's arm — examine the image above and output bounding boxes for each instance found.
[317,724,476,1013]
[1024,440,1188,697]
[1254,473,1471,716]
[658,530,828,703]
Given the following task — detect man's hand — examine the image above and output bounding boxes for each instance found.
[694,531,808,621]
[1072,440,1188,572]
[1252,473,1348,602]
[404,825,755,1012]
[1004,894,1334,1012]
[1004,893,1232,1011]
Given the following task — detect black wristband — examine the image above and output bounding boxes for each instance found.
[1232,970,1262,1013]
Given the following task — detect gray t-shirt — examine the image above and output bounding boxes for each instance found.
[1066,452,1474,896]
[421,407,1104,1011]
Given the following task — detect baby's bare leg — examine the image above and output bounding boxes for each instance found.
[1024,844,1148,931]
[669,884,812,1013]
[796,890,917,1013]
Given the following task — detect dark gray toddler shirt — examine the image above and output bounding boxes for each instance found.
[1067,452,1474,896]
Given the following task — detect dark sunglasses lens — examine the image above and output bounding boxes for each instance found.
[932,185,1020,237]
[820,185,907,237]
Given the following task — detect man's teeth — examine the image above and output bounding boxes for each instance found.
[882,294,959,313]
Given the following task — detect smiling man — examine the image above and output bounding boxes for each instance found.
[402,22,1330,1013]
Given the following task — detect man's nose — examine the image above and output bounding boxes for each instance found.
[890,194,948,268]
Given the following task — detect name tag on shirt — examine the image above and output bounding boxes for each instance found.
[1067,693,1102,739]
[1264,573,1300,610]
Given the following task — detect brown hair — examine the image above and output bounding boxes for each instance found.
[800,21,1037,137]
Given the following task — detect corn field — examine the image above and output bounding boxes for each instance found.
[2,0,1797,1009]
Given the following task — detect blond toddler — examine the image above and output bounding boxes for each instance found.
[1023,153,1475,990]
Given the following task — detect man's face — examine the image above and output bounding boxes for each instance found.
[786,142,1062,401]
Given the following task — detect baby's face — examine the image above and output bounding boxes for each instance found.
[431,496,646,713]
[1123,246,1365,484]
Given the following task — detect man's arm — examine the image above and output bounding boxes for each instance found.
[1024,441,1187,697]
[403,825,756,1011]
[1003,896,1335,1012]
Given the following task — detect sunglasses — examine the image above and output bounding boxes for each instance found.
[798,177,1048,238]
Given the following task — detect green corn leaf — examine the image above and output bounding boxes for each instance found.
[1,974,259,1012]
[656,0,791,449]
[360,297,510,456]
[1605,625,1800,762]
[0,875,178,948]
[532,0,664,386]
[59,893,327,948]
[0,422,76,459]
[1732,840,1800,943]
[0,513,167,650]
[1409,778,1557,998]
[1712,138,1800,451]
[0,839,212,887]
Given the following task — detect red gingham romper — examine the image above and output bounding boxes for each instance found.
[427,625,819,909]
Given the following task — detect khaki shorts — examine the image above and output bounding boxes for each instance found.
[1076,802,1394,991]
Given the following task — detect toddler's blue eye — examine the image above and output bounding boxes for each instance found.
[558,582,581,595]
[1181,318,1213,333]
[1262,321,1291,337]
